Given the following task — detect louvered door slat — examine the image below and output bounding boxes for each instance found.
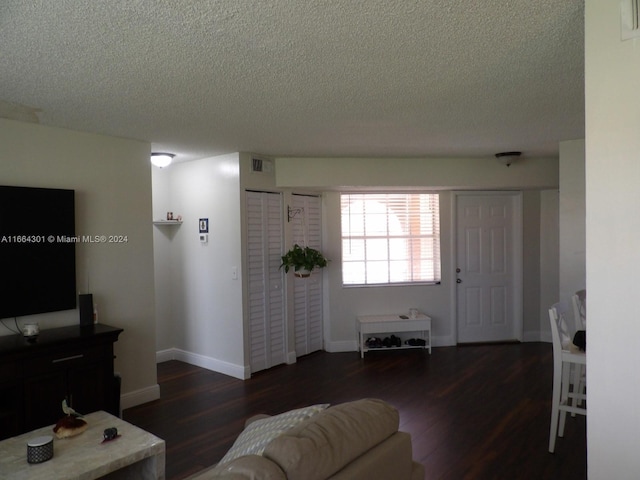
[246,191,285,373]
[291,194,323,356]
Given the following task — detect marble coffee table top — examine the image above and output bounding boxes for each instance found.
[0,410,165,480]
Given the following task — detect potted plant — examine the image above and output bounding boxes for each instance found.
[280,244,328,277]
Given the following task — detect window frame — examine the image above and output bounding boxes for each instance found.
[340,191,442,287]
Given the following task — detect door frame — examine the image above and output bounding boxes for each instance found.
[451,191,524,344]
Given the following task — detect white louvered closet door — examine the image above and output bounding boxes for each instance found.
[246,191,286,373]
[291,194,323,357]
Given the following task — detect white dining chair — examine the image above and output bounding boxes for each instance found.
[571,289,586,332]
[548,302,586,453]
[570,289,587,414]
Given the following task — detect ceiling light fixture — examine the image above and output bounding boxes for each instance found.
[150,152,175,168]
[495,151,522,167]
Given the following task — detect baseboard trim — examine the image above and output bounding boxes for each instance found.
[120,383,160,411]
[286,351,297,364]
[324,340,358,353]
[433,335,455,347]
[523,330,552,343]
[156,348,249,380]
[156,348,175,364]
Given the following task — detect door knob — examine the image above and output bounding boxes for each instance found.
[456,278,462,283]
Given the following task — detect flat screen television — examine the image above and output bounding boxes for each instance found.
[0,185,76,319]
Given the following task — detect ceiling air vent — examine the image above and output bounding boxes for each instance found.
[621,0,640,40]
[252,157,273,174]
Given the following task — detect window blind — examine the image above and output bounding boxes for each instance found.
[340,193,441,286]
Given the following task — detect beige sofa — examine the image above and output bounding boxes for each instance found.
[188,398,424,480]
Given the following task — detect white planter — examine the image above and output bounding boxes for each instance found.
[294,269,312,278]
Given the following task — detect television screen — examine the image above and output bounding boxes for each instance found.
[0,186,76,319]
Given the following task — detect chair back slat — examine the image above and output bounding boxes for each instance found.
[549,302,572,350]
[572,289,586,332]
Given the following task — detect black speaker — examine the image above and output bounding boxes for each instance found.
[79,293,94,327]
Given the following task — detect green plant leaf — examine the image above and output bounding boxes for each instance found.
[280,244,328,273]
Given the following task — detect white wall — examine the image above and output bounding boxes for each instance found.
[154,153,246,379]
[275,155,560,348]
[539,189,560,341]
[152,153,561,378]
[585,2,640,476]
[275,156,559,190]
[0,118,158,408]
[522,190,541,340]
[532,140,584,343]
[559,139,586,320]
[322,190,454,348]
[152,166,175,354]
[155,153,318,378]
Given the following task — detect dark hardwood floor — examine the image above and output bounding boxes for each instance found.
[123,343,586,479]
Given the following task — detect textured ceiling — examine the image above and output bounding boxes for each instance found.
[0,0,584,163]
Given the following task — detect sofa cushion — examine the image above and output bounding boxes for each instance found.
[194,455,287,480]
[263,398,400,480]
[218,404,329,466]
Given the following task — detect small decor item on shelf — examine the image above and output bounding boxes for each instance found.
[53,400,87,439]
[280,244,328,277]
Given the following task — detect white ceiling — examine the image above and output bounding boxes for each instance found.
[0,0,585,163]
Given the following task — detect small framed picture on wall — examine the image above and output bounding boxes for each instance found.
[199,218,209,233]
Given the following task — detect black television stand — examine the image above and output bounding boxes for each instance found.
[0,323,123,440]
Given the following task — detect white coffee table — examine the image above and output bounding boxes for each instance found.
[0,410,165,480]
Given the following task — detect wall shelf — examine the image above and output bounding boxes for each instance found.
[153,220,182,226]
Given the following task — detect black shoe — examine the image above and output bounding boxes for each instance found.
[366,337,382,348]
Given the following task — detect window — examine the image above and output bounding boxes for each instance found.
[341,192,441,286]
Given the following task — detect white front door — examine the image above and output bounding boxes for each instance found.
[455,192,522,343]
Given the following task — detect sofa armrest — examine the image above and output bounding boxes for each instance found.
[264,398,400,480]
[329,431,424,480]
